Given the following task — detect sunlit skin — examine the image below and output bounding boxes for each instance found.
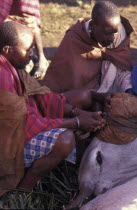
[8,25,34,69]
[91,15,121,47]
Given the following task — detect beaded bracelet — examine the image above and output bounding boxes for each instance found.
[75,116,80,130]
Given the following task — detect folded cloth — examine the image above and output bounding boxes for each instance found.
[131,66,137,95]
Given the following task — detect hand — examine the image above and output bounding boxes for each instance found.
[81,47,105,60]
[78,111,106,132]
[104,96,111,110]
[89,47,102,59]
[92,91,112,104]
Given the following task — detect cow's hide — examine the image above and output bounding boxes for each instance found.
[80,176,137,210]
[66,137,137,209]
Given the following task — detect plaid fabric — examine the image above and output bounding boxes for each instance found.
[24,128,76,167]
[0,0,40,26]
[0,55,66,143]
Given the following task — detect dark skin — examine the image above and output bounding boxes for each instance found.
[88,15,121,59]
[1,22,106,190]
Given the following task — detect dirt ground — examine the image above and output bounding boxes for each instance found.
[40,0,137,65]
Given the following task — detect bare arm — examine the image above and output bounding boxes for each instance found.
[60,102,105,132]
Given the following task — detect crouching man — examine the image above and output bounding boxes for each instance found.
[0,21,105,194]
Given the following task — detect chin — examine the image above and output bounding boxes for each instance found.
[17,65,26,69]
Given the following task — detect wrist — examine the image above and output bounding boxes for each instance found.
[69,105,82,117]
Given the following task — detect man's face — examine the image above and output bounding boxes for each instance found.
[9,32,34,69]
[92,16,120,47]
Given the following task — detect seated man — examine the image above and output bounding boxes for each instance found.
[0,0,49,79]
[0,21,105,194]
[41,1,133,94]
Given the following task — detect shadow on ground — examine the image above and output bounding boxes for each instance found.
[41,0,137,6]
[44,47,137,66]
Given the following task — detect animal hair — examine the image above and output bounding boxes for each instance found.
[92,1,120,25]
[0,21,18,51]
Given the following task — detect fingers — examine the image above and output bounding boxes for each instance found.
[105,97,112,109]
[79,111,106,133]
[90,111,103,120]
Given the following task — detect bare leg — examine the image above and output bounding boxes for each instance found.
[33,27,49,79]
[18,129,75,190]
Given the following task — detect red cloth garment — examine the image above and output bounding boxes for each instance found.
[0,0,13,22]
[0,55,66,144]
[42,17,133,93]
[0,0,40,26]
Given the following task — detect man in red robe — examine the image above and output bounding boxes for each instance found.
[0,21,105,193]
[42,1,133,94]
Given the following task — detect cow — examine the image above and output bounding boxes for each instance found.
[66,137,137,209]
[80,176,137,210]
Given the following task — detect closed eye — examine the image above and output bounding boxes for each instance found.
[96,151,103,165]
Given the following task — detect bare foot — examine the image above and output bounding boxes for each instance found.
[33,59,49,79]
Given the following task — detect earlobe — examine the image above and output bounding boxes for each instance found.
[2,46,10,55]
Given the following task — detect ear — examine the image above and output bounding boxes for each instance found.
[2,46,11,55]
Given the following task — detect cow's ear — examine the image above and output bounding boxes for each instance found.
[2,45,10,55]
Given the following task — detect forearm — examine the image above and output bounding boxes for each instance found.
[58,117,78,130]
[63,103,82,118]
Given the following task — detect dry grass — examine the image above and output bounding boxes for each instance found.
[0,162,79,209]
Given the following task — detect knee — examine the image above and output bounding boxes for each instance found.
[55,129,75,158]
[64,89,92,110]
[77,89,92,110]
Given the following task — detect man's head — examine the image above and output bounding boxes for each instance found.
[0,21,34,69]
[91,1,120,47]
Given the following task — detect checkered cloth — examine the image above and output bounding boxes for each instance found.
[24,128,76,167]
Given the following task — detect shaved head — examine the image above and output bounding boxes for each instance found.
[92,1,120,25]
[0,21,33,51]
[0,21,34,69]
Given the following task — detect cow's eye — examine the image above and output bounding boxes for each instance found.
[96,151,103,165]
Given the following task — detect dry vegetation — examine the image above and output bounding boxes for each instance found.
[0,0,137,209]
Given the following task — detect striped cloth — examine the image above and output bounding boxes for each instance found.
[0,55,66,144]
[0,0,40,27]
